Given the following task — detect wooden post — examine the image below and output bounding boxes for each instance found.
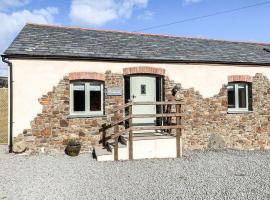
[101,124,106,147]
[128,104,133,160]
[113,111,120,161]
[180,136,183,158]
[114,136,119,161]
[176,104,182,158]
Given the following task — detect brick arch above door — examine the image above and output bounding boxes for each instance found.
[123,67,165,76]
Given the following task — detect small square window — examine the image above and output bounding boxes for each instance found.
[227,82,252,113]
[70,81,103,116]
[141,84,146,95]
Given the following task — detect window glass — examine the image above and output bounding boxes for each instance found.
[227,82,251,112]
[90,82,101,111]
[90,90,101,111]
[73,84,85,111]
[227,85,235,108]
[89,83,101,91]
[71,81,103,115]
[238,84,247,108]
[141,84,146,95]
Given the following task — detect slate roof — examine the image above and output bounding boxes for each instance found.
[4,23,270,65]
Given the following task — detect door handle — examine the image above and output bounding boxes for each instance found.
[132,95,136,99]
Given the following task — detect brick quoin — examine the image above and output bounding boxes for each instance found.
[228,75,252,83]
[68,72,105,81]
[123,67,165,76]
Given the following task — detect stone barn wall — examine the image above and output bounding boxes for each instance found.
[165,73,270,150]
[13,70,270,153]
[15,71,124,153]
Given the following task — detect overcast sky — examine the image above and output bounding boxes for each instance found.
[0,0,270,76]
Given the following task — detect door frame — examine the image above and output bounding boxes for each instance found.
[124,74,164,125]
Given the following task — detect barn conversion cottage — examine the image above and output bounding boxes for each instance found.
[2,23,270,159]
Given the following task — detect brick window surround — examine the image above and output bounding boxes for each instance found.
[69,72,105,81]
[123,67,165,76]
[228,75,252,83]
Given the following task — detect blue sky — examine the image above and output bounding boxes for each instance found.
[0,0,270,76]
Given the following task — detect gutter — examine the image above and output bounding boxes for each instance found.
[1,55,13,153]
[4,54,270,67]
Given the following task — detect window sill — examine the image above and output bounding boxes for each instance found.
[67,114,106,119]
[227,110,253,114]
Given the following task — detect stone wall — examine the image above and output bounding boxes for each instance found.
[13,70,270,154]
[166,73,270,150]
[104,71,124,115]
[15,71,124,153]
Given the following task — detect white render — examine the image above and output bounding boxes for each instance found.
[9,58,270,137]
[96,137,177,161]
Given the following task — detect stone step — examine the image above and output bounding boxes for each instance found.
[108,142,126,149]
[94,143,128,161]
[94,145,112,156]
[94,136,177,161]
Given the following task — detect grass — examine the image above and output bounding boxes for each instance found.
[0,88,8,144]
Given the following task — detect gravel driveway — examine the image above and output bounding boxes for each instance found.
[1,147,270,200]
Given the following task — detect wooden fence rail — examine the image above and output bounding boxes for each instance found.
[99,101,184,161]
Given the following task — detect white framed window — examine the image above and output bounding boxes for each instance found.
[70,81,104,116]
[227,82,252,113]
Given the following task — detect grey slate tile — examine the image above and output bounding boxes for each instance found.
[4,23,270,65]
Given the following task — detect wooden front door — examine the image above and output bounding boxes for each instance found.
[130,76,156,125]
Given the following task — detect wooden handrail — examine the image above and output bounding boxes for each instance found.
[133,101,184,105]
[110,102,133,113]
[99,113,184,131]
[111,125,184,139]
[110,101,183,113]
[99,102,184,132]
[99,115,130,131]
[132,113,183,118]
[99,100,184,161]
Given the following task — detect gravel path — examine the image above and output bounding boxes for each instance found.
[1,148,270,200]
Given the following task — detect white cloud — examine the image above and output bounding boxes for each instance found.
[0,7,58,52]
[70,0,149,26]
[183,0,202,4]
[0,0,30,10]
[0,7,58,76]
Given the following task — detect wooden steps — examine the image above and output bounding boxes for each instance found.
[94,135,177,161]
[98,100,184,161]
